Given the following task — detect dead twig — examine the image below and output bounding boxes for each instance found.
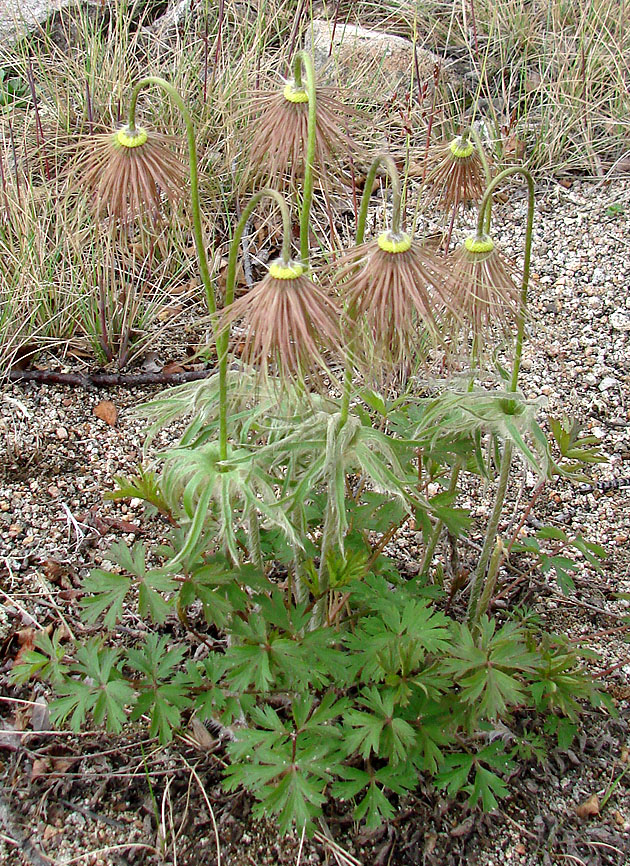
[7,367,216,389]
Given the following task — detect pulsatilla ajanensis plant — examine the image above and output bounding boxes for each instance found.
[19,55,611,836]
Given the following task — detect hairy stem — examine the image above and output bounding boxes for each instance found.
[127,77,216,324]
[462,125,493,232]
[340,153,403,426]
[220,189,293,458]
[419,460,462,578]
[465,168,535,621]
[246,505,263,572]
[292,51,318,263]
[356,152,403,244]
[470,537,504,624]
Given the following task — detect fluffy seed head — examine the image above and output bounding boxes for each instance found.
[446,232,521,355]
[70,124,186,224]
[221,259,342,386]
[424,134,487,212]
[330,231,454,368]
[242,79,357,189]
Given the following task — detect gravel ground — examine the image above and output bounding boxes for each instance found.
[0,178,629,865]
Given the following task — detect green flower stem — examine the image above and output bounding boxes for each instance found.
[246,504,263,572]
[466,167,535,622]
[340,153,403,426]
[220,188,292,459]
[466,444,512,621]
[292,51,318,263]
[461,125,493,232]
[472,537,504,624]
[313,496,336,627]
[127,77,216,323]
[473,166,535,393]
[356,153,403,244]
[419,459,462,578]
[292,508,309,605]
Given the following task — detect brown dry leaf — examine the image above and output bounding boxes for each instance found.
[42,824,59,841]
[51,756,79,774]
[620,746,628,763]
[13,626,38,667]
[576,793,600,819]
[157,305,183,322]
[168,278,197,297]
[162,362,185,375]
[450,817,474,837]
[31,757,52,781]
[99,516,143,535]
[189,717,217,751]
[42,558,73,589]
[503,132,526,162]
[93,400,118,426]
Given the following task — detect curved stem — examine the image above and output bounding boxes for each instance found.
[128,77,216,323]
[463,125,493,232]
[356,153,403,243]
[292,51,318,263]
[219,188,293,459]
[475,167,535,392]
[466,167,535,623]
[340,153,403,426]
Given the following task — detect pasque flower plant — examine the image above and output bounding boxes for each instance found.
[22,55,610,837]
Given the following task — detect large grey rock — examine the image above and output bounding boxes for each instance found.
[1,0,69,46]
[305,19,454,98]
[0,0,99,51]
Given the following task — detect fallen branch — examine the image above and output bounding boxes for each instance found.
[7,367,215,389]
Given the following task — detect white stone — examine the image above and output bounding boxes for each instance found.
[599,376,618,392]
[610,310,630,331]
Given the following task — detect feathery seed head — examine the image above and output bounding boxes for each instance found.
[446,232,520,355]
[221,258,342,387]
[424,134,487,212]
[71,124,186,225]
[331,233,453,368]
[243,81,357,189]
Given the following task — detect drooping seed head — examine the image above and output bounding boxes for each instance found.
[241,78,358,190]
[70,124,186,225]
[445,232,521,359]
[424,134,488,212]
[330,231,454,368]
[220,258,342,388]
